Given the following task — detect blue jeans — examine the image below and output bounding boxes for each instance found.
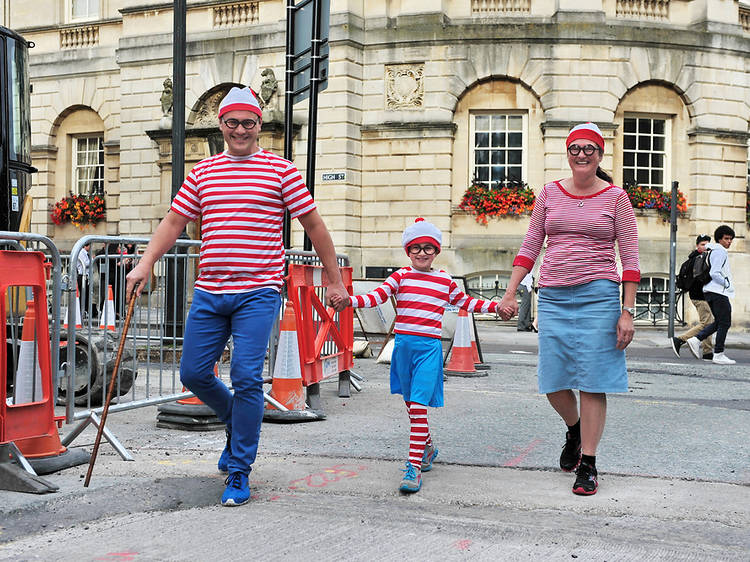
[180,288,281,475]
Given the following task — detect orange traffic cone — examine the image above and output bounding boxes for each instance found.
[444,309,486,377]
[62,287,82,330]
[98,285,116,331]
[469,312,490,371]
[264,301,323,422]
[13,300,44,404]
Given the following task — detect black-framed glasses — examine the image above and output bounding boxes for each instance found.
[567,144,600,156]
[408,244,437,255]
[222,118,257,130]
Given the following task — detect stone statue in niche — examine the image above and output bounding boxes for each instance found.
[257,68,278,111]
[159,78,174,129]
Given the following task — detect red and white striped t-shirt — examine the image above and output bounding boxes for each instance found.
[170,150,316,294]
[350,267,498,339]
[513,181,640,287]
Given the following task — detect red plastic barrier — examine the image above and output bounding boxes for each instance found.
[0,251,66,458]
[285,264,353,386]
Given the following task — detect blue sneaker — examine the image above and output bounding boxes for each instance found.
[221,472,250,506]
[421,445,438,472]
[217,429,231,473]
[399,461,421,493]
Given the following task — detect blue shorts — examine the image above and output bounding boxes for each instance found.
[537,279,627,394]
[390,333,444,407]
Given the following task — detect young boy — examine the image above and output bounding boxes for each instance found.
[331,218,499,493]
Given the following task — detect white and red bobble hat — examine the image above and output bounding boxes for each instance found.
[218,86,262,119]
[402,218,442,254]
[566,122,604,150]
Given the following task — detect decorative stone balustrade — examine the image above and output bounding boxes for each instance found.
[212,2,259,28]
[471,0,531,15]
[60,25,99,49]
[616,0,670,20]
[740,6,750,33]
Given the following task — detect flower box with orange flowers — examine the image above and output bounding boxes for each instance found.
[622,183,687,219]
[50,192,107,229]
[458,181,536,225]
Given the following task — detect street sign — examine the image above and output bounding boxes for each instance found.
[291,0,329,105]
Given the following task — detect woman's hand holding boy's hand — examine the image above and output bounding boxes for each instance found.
[497,293,518,321]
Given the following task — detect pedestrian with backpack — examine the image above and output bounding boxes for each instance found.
[685,225,737,365]
[671,235,714,360]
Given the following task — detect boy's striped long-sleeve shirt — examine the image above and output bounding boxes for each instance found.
[350,267,498,339]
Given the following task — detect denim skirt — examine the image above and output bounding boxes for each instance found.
[390,333,444,407]
[537,279,627,394]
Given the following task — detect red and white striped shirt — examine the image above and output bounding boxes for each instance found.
[514,181,640,287]
[350,267,498,339]
[170,150,316,294]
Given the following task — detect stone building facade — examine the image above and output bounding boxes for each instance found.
[8,0,750,326]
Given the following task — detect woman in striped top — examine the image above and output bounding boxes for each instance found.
[333,218,499,494]
[498,123,640,496]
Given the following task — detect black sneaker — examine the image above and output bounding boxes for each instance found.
[572,462,598,496]
[670,337,684,357]
[560,431,581,472]
[702,353,714,361]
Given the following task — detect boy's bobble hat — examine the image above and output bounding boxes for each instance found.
[566,122,604,150]
[402,218,442,254]
[218,87,263,119]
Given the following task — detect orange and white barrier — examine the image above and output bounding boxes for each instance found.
[444,309,486,377]
[98,285,116,331]
[1,251,89,493]
[62,287,82,330]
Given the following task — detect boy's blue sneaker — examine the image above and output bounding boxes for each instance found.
[221,472,250,506]
[421,445,438,472]
[217,429,231,473]
[399,461,422,493]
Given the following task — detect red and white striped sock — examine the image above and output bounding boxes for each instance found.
[406,401,430,470]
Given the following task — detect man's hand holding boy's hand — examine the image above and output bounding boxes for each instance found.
[328,292,350,312]
[497,292,518,321]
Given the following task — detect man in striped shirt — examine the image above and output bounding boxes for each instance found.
[126,86,347,507]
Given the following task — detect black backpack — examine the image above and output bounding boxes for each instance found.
[676,249,712,291]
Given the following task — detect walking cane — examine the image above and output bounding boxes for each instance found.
[84,287,138,488]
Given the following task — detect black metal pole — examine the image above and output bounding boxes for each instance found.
[166,0,187,339]
[303,0,322,252]
[667,180,679,338]
[283,0,295,249]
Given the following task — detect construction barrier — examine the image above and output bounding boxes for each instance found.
[283,263,355,409]
[0,249,88,493]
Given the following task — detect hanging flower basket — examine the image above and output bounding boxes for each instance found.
[458,181,536,225]
[50,192,107,229]
[622,183,687,220]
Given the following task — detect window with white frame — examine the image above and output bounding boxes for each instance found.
[471,113,524,187]
[73,136,104,195]
[623,116,669,190]
[71,0,99,20]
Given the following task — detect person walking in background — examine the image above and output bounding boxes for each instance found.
[498,122,639,496]
[126,86,348,507]
[331,218,500,494]
[686,225,736,365]
[517,271,536,332]
[76,241,95,319]
[671,234,713,360]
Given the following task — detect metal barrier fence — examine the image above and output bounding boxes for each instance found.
[2,231,350,460]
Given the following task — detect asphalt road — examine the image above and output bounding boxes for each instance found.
[1,324,748,560]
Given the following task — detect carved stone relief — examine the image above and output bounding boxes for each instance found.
[385,64,424,110]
